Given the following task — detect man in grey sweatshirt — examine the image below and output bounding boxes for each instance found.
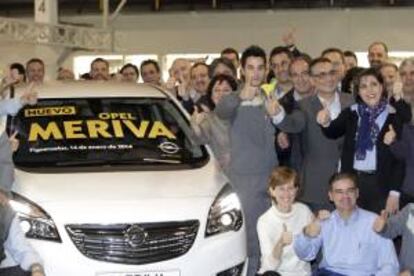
[215,45,278,275]
[373,204,414,275]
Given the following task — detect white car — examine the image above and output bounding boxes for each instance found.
[2,81,247,276]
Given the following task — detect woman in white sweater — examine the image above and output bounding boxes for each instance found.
[257,166,313,276]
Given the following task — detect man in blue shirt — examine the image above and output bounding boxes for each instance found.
[294,172,399,276]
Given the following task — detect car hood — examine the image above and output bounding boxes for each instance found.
[13,161,228,204]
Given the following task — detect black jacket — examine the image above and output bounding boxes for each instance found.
[321,103,407,193]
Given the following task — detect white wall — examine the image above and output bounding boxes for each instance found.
[1,7,414,78]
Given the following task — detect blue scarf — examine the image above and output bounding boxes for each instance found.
[355,99,387,160]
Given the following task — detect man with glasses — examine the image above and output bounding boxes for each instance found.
[294,172,399,276]
[321,48,346,92]
[271,58,353,211]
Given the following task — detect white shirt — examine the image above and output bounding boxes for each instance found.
[257,202,313,276]
[317,92,341,121]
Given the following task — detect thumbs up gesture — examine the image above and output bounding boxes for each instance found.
[165,76,177,93]
[191,105,207,126]
[316,103,331,127]
[20,82,38,106]
[304,210,330,238]
[383,124,396,145]
[392,80,404,101]
[265,94,282,117]
[373,210,388,233]
[177,73,190,100]
[278,223,293,247]
[304,218,322,238]
[8,130,19,152]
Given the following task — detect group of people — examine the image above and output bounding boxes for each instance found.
[148,40,414,276]
[2,35,414,276]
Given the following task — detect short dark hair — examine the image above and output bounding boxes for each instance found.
[269,46,293,61]
[240,45,266,69]
[309,57,332,75]
[289,55,311,75]
[368,41,389,54]
[140,59,161,73]
[26,58,44,69]
[207,74,238,109]
[220,47,239,61]
[10,63,26,81]
[120,63,139,76]
[91,58,109,69]
[353,68,386,103]
[329,172,358,190]
[344,50,357,61]
[209,57,237,78]
[321,48,345,64]
[191,62,209,73]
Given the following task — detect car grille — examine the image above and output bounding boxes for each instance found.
[65,220,199,265]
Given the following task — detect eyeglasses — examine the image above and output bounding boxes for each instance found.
[332,187,357,196]
[291,71,310,79]
[311,70,337,79]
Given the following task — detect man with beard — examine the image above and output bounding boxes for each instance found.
[368,41,389,69]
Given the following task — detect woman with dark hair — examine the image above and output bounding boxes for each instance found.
[209,57,238,79]
[191,74,237,175]
[120,63,139,83]
[1,63,26,98]
[316,68,408,214]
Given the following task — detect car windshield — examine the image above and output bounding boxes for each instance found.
[10,97,208,172]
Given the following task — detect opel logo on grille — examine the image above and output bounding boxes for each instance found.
[124,224,147,248]
[158,141,180,154]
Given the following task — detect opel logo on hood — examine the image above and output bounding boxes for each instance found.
[124,224,147,248]
[158,141,180,154]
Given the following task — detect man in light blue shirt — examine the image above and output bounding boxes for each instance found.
[294,172,399,276]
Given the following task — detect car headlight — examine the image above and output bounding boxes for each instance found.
[9,192,61,242]
[205,183,243,237]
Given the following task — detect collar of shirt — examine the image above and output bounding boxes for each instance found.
[331,207,360,226]
[240,96,264,106]
[293,90,303,101]
[318,92,341,120]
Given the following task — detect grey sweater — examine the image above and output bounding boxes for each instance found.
[379,203,414,273]
[215,91,277,174]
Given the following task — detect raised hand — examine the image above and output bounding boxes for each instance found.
[317,209,331,220]
[282,28,297,47]
[240,73,258,101]
[177,73,190,100]
[383,124,396,145]
[316,102,331,127]
[392,80,404,101]
[8,130,19,152]
[265,93,281,116]
[385,193,399,215]
[20,82,37,106]
[165,76,177,93]
[191,105,207,126]
[278,223,293,247]
[373,210,388,233]
[304,217,322,238]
